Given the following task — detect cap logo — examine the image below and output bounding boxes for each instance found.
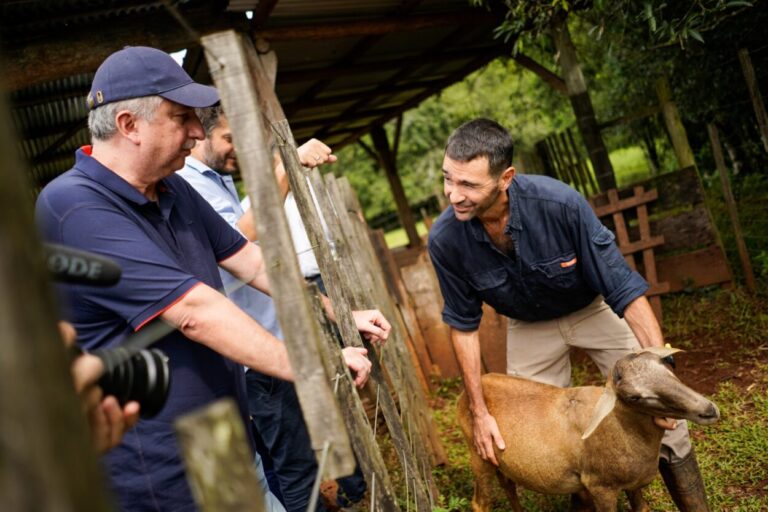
[96,91,104,104]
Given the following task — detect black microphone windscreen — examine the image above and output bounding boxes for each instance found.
[44,243,122,286]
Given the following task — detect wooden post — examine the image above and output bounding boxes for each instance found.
[656,76,696,170]
[325,173,439,481]
[307,286,402,511]
[370,125,422,248]
[707,123,757,293]
[201,30,355,479]
[175,399,267,512]
[203,29,434,507]
[335,177,448,469]
[551,15,616,192]
[306,172,432,510]
[0,91,113,512]
[370,228,433,394]
[738,48,768,154]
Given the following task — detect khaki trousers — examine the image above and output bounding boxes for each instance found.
[505,296,691,462]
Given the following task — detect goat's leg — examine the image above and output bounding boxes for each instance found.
[495,471,523,512]
[570,490,596,511]
[585,486,619,512]
[469,453,498,512]
[625,488,650,512]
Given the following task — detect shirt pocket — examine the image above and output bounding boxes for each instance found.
[591,226,624,267]
[530,252,579,289]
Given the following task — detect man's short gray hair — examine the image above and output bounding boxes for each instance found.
[87,95,163,141]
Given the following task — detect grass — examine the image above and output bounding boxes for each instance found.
[384,221,429,249]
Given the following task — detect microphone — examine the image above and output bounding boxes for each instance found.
[44,243,122,286]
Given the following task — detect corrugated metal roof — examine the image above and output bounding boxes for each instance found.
[2,0,511,191]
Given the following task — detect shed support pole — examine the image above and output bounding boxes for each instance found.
[551,15,616,192]
[370,125,422,248]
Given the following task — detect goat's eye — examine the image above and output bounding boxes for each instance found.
[627,395,641,403]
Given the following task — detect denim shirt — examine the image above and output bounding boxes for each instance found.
[428,174,648,330]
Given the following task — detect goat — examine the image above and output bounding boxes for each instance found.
[457,347,720,511]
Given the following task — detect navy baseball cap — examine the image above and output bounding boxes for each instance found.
[87,46,219,110]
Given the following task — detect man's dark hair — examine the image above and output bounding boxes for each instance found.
[445,118,514,178]
[195,105,224,138]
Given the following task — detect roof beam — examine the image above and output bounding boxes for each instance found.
[284,78,445,113]
[282,0,427,118]
[277,45,504,85]
[2,10,245,91]
[289,107,395,131]
[253,12,494,42]
[333,50,507,149]
[249,0,280,29]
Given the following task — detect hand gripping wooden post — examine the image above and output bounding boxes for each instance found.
[200,30,354,479]
[331,176,448,470]
[305,170,433,509]
[213,30,431,510]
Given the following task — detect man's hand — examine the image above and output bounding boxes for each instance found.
[351,309,391,345]
[297,139,337,168]
[341,346,372,388]
[473,411,506,466]
[60,321,141,454]
[297,138,337,168]
[654,417,678,430]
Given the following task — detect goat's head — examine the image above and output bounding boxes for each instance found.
[582,347,720,439]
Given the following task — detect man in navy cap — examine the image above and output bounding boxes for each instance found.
[36,46,390,511]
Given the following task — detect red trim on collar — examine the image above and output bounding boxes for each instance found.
[81,145,93,156]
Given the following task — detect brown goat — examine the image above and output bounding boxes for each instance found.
[457,347,720,511]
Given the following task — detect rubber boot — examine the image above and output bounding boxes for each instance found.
[658,448,710,511]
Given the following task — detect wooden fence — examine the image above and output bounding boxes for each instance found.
[192,30,445,511]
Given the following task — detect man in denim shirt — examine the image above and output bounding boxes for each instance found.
[428,119,710,511]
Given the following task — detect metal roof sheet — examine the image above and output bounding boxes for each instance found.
[2,0,511,191]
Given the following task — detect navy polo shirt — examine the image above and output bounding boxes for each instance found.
[36,147,250,511]
[428,174,648,331]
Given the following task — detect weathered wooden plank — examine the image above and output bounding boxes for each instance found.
[635,186,666,323]
[370,229,434,394]
[592,189,658,217]
[335,177,447,469]
[307,169,432,509]
[175,400,267,512]
[400,253,460,378]
[657,245,733,292]
[617,235,665,256]
[307,288,402,512]
[0,91,112,512]
[738,48,768,153]
[607,189,637,271]
[201,30,354,478]
[707,123,757,292]
[590,167,704,212]
[656,76,696,170]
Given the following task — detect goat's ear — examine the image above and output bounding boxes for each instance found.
[638,346,684,358]
[581,387,617,440]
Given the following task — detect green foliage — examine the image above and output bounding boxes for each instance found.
[336,57,572,220]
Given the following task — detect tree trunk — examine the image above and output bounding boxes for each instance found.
[551,16,617,191]
[370,125,422,248]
